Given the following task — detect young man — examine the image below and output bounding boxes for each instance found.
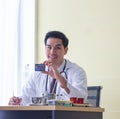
[8,31,87,105]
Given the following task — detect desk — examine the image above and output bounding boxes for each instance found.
[0,105,104,119]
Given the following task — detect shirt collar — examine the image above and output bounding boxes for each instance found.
[57,59,73,72]
[57,59,66,72]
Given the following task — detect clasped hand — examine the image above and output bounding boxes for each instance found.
[8,96,22,105]
[42,60,60,79]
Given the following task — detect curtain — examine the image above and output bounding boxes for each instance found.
[0,0,36,105]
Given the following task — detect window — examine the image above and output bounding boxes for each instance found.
[0,0,36,105]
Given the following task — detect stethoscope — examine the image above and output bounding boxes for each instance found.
[45,59,68,93]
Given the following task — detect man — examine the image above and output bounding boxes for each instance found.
[8,31,87,105]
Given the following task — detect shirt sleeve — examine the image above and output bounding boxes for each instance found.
[21,72,39,105]
[67,66,88,102]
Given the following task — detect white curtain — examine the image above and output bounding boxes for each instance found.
[0,0,36,105]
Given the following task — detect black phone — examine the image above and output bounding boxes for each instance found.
[35,64,45,71]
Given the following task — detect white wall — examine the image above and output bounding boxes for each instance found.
[37,0,120,118]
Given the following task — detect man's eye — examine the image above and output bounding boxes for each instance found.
[46,46,51,49]
[54,47,61,50]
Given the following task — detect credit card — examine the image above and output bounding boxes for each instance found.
[35,64,45,71]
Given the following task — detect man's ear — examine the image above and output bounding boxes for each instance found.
[64,47,68,55]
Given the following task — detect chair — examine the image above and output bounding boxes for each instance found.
[87,86,102,107]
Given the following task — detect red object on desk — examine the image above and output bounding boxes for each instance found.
[70,97,77,103]
[77,98,84,104]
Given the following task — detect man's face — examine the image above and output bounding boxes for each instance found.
[45,37,68,65]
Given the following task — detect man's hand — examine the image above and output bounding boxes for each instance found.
[8,96,22,105]
[42,60,70,94]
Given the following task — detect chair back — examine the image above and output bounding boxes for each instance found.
[87,86,102,107]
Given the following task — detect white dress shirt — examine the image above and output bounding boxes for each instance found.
[21,59,87,105]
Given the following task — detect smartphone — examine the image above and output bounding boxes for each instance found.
[35,64,45,71]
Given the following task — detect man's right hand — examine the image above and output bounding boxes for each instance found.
[8,96,22,105]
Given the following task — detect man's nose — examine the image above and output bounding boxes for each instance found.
[50,47,56,54]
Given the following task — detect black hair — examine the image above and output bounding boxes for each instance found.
[44,31,69,48]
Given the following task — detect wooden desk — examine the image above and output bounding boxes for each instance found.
[0,105,104,119]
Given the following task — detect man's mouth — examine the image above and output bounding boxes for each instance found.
[49,55,57,59]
